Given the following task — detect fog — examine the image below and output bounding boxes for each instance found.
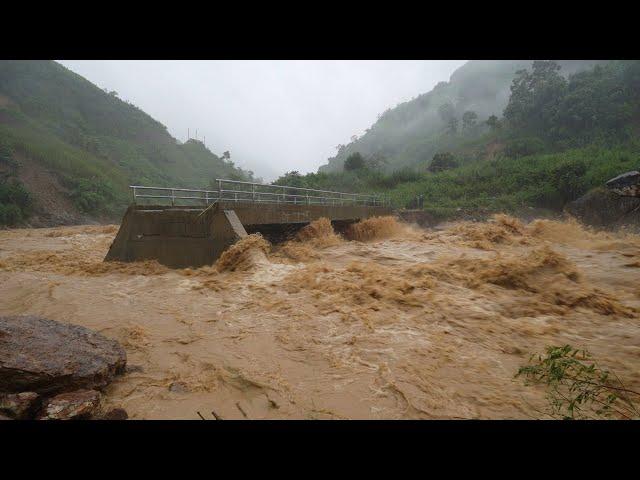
[58,60,466,181]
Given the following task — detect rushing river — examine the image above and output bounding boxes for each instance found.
[1,215,639,419]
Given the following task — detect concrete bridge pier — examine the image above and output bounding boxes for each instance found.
[104,201,392,268]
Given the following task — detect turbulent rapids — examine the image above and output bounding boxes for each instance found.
[1,215,639,419]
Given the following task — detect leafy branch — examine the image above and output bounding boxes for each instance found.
[516,345,640,419]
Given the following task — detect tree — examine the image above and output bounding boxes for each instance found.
[486,114,501,130]
[273,171,304,187]
[428,152,458,172]
[222,151,231,161]
[462,110,478,130]
[344,152,366,171]
[366,152,388,171]
[503,60,567,133]
[517,345,640,419]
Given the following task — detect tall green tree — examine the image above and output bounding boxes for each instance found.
[344,152,366,171]
[428,152,458,172]
[504,60,567,133]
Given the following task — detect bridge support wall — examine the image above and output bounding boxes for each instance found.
[104,203,392,268]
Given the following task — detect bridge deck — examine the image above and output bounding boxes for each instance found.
[105,180,393,268]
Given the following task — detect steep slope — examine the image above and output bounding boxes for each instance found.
[0,60,251,225]
[320,60,605,173]
[279,60,640,222]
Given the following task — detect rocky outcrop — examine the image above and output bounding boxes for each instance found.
[0,315,126,394]
[37,389,102,420]
[0,392,40,419]
[606,170,640,197]
[0,315,128,420]
[566,187,640,229]
[566,170,640,230]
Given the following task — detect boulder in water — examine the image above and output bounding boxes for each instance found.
[0,315,126,394]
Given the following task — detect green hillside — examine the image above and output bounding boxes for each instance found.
[280,60,640,219]
[320,60,606,174]
[0,60,252,225]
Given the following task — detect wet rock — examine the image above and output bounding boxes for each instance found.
[37,389,102,420]
[566,187,640,230]
[99,408,128,420]
[0,392,40,419]
[0,315,126,394]
[606,170,640,197]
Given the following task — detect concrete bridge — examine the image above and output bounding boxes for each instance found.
[105,180,393,268]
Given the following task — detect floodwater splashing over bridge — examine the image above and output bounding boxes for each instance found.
[105,179,394,268]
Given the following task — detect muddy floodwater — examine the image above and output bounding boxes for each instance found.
[1,216,639,419]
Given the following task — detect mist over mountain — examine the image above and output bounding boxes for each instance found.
[1,59,636,228]
[275,59,639,222]
[320,60,606,173]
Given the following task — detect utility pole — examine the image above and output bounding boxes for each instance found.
[188,128,190,140]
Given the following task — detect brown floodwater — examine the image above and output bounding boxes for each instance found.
[1,215,639,419]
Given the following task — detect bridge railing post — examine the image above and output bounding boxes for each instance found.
[218,179,222,202]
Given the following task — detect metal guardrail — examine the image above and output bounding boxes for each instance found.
[130,179,390,207]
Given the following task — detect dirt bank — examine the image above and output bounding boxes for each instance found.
[1,216,639,419]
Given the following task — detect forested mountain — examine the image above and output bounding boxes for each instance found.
[2,59,638,227]
[0,60,252,225]
[278,60,640,219]
[320,60,606,173]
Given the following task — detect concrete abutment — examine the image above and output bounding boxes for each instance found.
[104,202,392,268]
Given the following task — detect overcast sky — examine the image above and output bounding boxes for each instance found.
[59,60,466,181]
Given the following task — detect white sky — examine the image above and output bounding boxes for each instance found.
[59,60,466,181]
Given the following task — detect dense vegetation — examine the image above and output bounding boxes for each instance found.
[0,60,252,225]
[278,60,640,218]
[2,59,638,225]
[319,60,605,174]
